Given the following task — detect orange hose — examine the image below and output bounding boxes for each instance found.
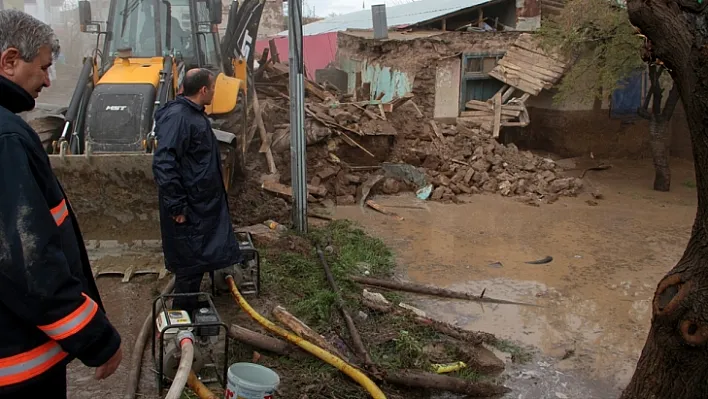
[187,371,219,399]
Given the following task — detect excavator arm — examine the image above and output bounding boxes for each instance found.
[220,0,266,79]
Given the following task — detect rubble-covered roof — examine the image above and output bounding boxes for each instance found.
[277,0,498,37]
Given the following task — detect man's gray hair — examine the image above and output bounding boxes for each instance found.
[0,9,61,62]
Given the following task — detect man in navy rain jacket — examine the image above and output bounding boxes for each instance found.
[152,68,242,313]
[0,10,122,398]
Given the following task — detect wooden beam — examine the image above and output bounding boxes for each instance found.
[492,91,502,138]
[268,39,280,63]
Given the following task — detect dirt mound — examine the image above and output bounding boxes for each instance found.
[228,180,291,226]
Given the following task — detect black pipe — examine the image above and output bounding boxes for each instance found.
[65,58,93,125]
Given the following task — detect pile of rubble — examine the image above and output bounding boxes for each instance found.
[249,47,583,206]
[394,122,584,203]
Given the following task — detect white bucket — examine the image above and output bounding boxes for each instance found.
[225,362,280,399]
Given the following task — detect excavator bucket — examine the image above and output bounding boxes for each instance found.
[24,114,160,236]
[49,153,161,235]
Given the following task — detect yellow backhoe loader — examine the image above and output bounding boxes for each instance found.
[37,0,265,230]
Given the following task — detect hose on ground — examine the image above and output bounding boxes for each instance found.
[187,371,219,399]
[165,336,195,399]
[225,275,386,399]
[124,276,175,399]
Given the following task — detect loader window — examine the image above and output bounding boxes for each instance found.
[194,0,220,69]
[105,0,196,60]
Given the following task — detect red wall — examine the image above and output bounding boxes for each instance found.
[255,32,338,80]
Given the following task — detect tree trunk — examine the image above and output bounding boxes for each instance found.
[648,117,671,191]
[623,1,708,397]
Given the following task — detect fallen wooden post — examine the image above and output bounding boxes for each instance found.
[365,200,404,221]
[361,298,497,346]
[351,276,541,307]
[384,370,510,397]
[228,324,303,357]
[272,305,347,359]
[317,246,376,369]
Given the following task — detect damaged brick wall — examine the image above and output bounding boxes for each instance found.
[337,31,520,116]
[337,30,694,161]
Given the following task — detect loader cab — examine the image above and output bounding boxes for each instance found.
[102,0,223,72]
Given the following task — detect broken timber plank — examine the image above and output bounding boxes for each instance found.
[505,46,567,74]
[501,121,529,127]
[340,132,375,158]
[429,120,446,146]
[465,99,494,111]
[498,59,559,85]
[501,85,516,103]
[461,108,520,118]
[268,39,280,63]
[493,92,502,138]
[262,181,319,201]
[252,94,277,174]
[408,100,424,117]
[305,80,333,101]
[488,69,541,95]
[495,65,548,89]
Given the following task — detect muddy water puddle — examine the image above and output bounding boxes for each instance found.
[336,173,696,396]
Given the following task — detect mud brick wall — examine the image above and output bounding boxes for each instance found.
[502,106,693,161]
[337,31,520,115]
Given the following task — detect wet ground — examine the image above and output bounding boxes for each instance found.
[336,157,698,397]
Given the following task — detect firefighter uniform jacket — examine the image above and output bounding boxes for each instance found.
[0,76,121,392]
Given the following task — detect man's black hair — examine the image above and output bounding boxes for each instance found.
[182,68,214,97]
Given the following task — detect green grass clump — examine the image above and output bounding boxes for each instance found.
[260,220,395,329]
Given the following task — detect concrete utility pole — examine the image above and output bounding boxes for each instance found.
[288,0,307,232]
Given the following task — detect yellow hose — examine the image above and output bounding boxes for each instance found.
[225,276,386,399]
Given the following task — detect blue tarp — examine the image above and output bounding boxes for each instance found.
[611,69,646,119]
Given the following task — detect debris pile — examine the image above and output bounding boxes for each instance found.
[248,44,582,207]
[392,120,584,204]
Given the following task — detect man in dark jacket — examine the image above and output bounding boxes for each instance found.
[0,10,122,398]
[153,68,242,313]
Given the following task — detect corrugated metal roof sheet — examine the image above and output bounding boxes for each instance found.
[277,0,496,36]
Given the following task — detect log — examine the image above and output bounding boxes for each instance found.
[228,324,298,356]
[350,276,540,307]
[272,306,347,359]
[361,298,497,346]
[317,246,375,368]
[384,370,510,397]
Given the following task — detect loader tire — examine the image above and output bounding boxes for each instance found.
[220,90,247,193]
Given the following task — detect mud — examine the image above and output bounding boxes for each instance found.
[336,157,697,396]
[66,275,164,399]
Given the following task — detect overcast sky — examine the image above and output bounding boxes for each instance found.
[301,0,409,17]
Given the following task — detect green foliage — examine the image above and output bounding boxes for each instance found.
[261,220,395,329]
[537,0,644,104]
